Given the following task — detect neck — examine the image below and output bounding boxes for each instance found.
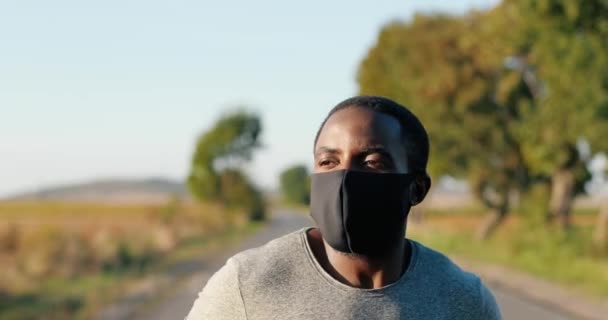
[307,228,410,289]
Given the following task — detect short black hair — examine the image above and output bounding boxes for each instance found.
[314,95,429,173]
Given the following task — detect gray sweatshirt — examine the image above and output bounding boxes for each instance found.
[186,227,501,319]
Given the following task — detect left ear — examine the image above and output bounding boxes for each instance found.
[409,173,431,206]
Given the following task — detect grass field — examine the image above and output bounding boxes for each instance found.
[409,207,608,298]
[0,200,257,320]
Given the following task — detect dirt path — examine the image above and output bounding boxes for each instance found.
[119,211,585,320]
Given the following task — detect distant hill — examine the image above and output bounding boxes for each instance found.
[5,178,188,204]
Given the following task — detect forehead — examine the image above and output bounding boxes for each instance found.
[316,107,402,149]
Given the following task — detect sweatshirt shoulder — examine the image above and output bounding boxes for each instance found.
[412,239,480,287]
[411,240,501,318]
[232,227,306,263]
[229,228,309,283]
[410,240,483,301]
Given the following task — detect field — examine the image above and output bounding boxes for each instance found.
[409,206,608,298]
[3,199,606,318]
[0,200,254,320]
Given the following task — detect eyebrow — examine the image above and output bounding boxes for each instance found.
[314,146,340,157]
[314,145,393,158]
[359,146,391,156]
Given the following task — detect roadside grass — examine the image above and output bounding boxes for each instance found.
[409,209,608,298]
[273,203,310,215]
[1,221,262,320]
[265,195,310,215]
[0,200,263,320]
[161,220,263,266]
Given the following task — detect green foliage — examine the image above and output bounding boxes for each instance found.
[358,12,533,212]
[506,0,608,175]
[187,110,266,220]
[518,0,608,35]
[279,164,310,205]
[517,183,551,226]
[218,169,266,221]
[192,110,262,164]
[357,2,608,222]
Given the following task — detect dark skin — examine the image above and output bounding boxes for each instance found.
[308,106,431,289]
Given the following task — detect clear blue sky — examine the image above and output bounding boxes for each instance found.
[0,0,500,196]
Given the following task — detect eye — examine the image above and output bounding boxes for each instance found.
[318,158,337,168]
[364,159,385,169]
[363,154,393,170]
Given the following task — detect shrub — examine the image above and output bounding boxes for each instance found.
[0,224,20,253]
[16,226,67,279]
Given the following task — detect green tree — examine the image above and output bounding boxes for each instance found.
[218,169,266,221]
[516,0,608,250]
[358,12,534,239]
[279,165,310,205]
[358,2,608,236]
[505,0,608,229]
[187,110,266,221]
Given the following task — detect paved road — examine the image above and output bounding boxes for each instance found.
[135,211,575,320]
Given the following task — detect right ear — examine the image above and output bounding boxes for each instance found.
[409,173,431,206]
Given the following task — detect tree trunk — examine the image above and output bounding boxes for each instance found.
[593,203,608,252]
[476,207,509,240]
[476,190,510,240]
[547,169,575,230]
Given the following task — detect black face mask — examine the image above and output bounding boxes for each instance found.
[310,170,414,259]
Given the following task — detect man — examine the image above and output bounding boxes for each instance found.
[186,96,502,319]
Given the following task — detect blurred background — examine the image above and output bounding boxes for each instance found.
[1,0,607,319]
